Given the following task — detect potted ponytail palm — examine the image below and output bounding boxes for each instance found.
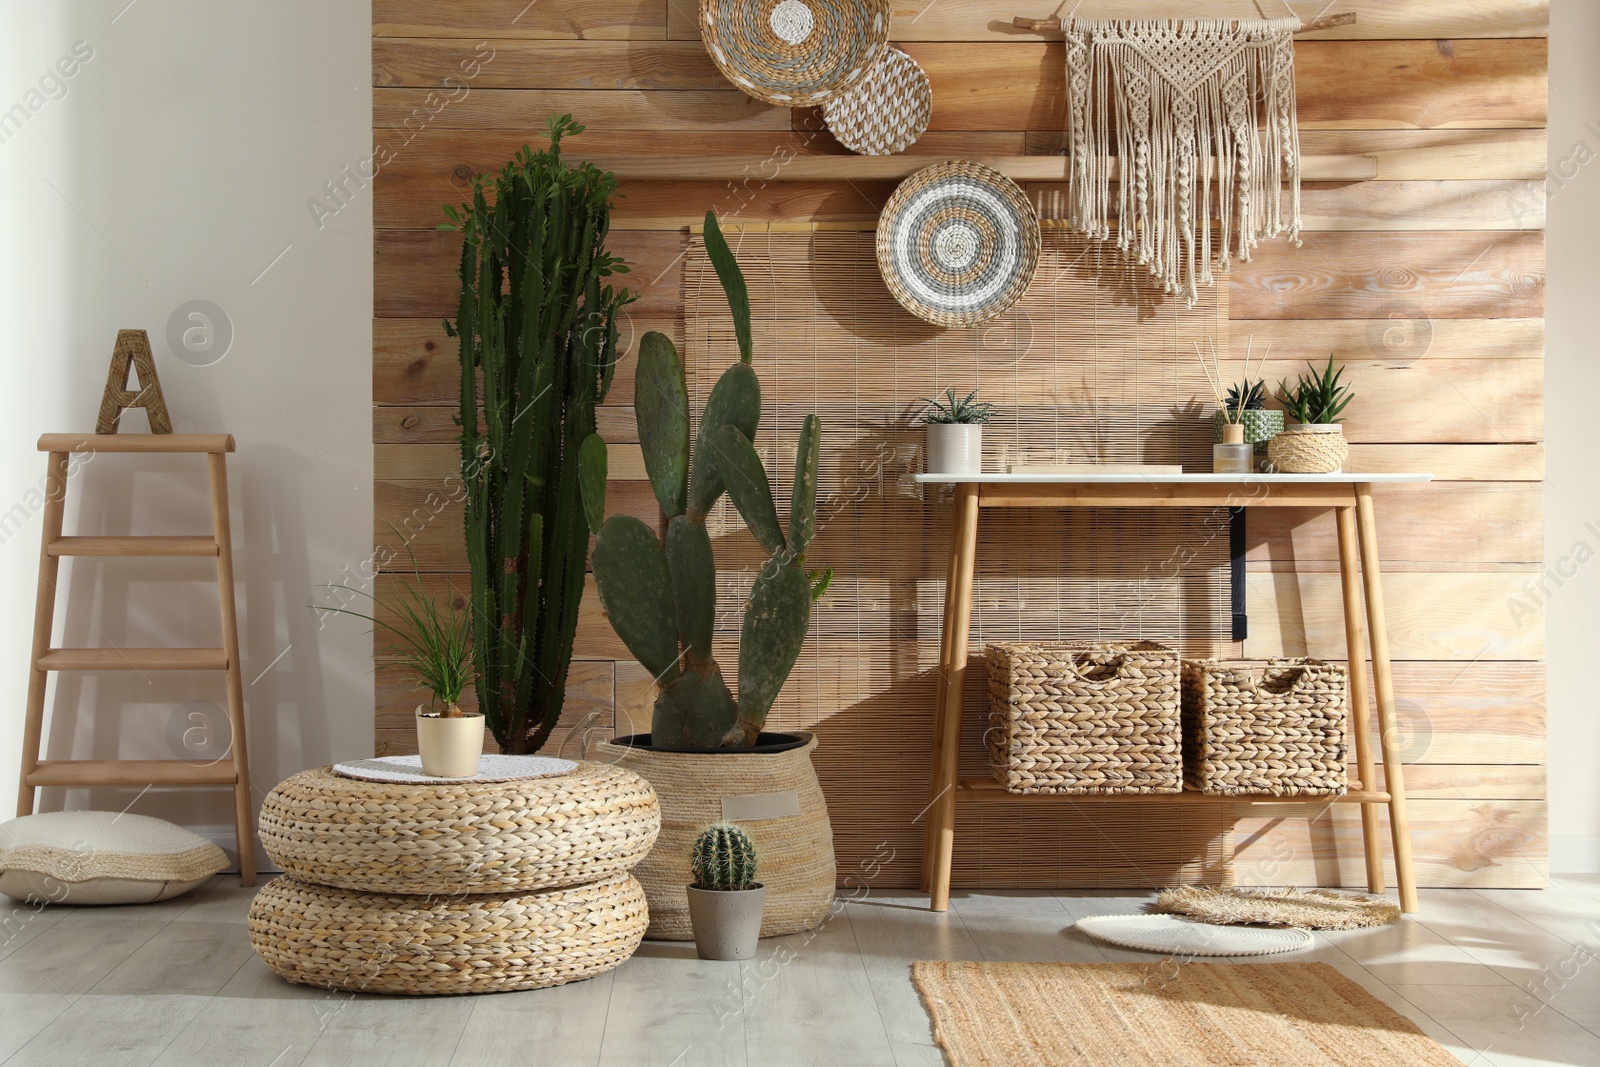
[582,210,837,941]
[319,568,480,777]
[686,823,766,961]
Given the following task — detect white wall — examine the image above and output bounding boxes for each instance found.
[1546,0,1600,872]
[0,1,372,869]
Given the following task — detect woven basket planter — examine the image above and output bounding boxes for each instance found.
[1267,425,1348,473]
[986,641,1182,795]
[699,0,890,107]
[821,46,931,155]
[257,762,661,896]
[247,872,648,995]
[1181,659,1349,797]
[596,732,835,940]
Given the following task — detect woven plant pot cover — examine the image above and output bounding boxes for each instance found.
[877,161,1041,328]
[1266,427,1349,473]
[1182,658,1348,797]
[986,641,1182,794]
[821,46,932,155]
[699,0,890,107]
[247,873,647,995]
[258,762,660,895]
[596,733,835,940]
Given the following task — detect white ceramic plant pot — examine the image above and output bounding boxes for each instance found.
[415,707,485,777]
[926,423,983,476]
[686,884,767,961]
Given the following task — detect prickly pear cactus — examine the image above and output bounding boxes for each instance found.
[583,211,831,750]
[691,822,758,891]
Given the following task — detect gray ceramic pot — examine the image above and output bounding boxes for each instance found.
[686,884,768,961]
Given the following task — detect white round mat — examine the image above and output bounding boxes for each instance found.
[1075,914,1314,957]
[332,754,577,785]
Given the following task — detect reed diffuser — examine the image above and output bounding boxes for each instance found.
[1195,336,1272,474]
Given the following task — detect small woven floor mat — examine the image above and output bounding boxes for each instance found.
[912,961,1461,1067]
[1155,885,1403,930]
[1076,914,1312,957]
[332,754,576,784]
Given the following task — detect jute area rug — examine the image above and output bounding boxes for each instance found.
[913,961,1460,1066]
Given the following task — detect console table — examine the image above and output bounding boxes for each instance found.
[914,473,1432,913]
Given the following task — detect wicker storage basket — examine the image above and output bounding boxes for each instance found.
[1181,659,1349,797]
[986,641,1182,795]
[1266,426,1348,473]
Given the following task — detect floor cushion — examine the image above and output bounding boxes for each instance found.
[0,810,228,905]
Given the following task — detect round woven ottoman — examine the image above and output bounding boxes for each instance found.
[247,872,648,995]
[258,761,660,895]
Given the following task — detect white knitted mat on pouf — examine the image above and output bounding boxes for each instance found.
[1075,914,1314,957]
[332,754,577,785]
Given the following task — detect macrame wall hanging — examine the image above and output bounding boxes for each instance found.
[1057,17,1303,305]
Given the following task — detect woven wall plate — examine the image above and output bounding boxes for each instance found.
[877,161,1041,328]
[699,0,890,107]
[1076,914,1314,957]
[822,46,932,155]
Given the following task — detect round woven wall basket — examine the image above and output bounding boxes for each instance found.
[822,46,932,155]
[1267,426,1349,474]
[247,872,647,995]
[595,732,835,941]
[257,762,660,896]
[877,161,1041,328]
[699,0,890,107]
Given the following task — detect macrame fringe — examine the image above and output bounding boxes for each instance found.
[1056,18,1303,305]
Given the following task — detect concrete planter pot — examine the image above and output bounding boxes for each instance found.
[925,423,983,476]
[415,708,485,777]
[686,884,767,961]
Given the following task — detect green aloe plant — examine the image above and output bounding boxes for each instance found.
[580,211,830,751]
[442,114,635,753]
[1278,356,1355,425]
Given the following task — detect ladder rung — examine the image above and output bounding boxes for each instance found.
[37,433,234,454]
[27,759,238,788]
[39,648,228,671]
[47,536,219,557]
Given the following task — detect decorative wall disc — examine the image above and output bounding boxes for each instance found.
[698,0,891,107]
[876,161,1041,328]
[822,46,932,155]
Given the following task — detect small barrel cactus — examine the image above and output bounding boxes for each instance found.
[691,823,758,891]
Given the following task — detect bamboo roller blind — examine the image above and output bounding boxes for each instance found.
[681,227,1240,889]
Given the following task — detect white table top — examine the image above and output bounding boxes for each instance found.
[914,472,1433,485]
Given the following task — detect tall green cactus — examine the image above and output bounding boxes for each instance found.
[444,114,634,754]
[691,823,759,891]
[583,211,829,750]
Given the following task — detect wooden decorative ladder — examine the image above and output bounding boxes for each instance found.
[16,433,255,886]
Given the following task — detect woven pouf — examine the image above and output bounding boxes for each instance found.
[258,761,660,895]
[597,733,835,940]
[247,872,648,995]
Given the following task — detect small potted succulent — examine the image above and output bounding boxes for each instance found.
[1269,356,1355,474]
[685,823,765,961]
[1214,378,1284,461]
[917,388,996,476]
[318,567,481,777]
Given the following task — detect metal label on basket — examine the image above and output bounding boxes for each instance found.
[721,790,801,822]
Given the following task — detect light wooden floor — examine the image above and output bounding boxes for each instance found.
[1,876,1596,1066]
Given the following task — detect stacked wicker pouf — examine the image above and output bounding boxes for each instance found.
[247,761,660,995]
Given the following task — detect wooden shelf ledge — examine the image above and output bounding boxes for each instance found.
[575,154,1379,184]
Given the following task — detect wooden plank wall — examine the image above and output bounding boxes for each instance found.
[372,1,1549,888]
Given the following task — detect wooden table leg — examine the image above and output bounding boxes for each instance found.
[927,483,980,912]
[1354,483,1419,913]
[1336,504,1385,894]
[921,489,970,893]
